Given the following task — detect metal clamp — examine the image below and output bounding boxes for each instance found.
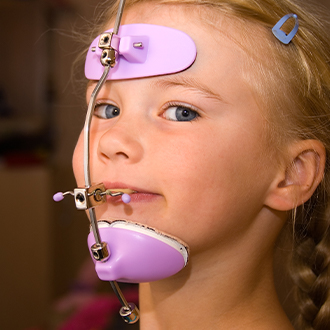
[74,183,107,210]
[91,241,110,262]
[110,281,140,324]
[98,32,120,67]
[120,303,140,324]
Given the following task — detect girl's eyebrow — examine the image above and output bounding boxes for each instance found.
[87,76,226,103]
[151,76,226,103]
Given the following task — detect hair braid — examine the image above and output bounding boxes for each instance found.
[291,180,330,329]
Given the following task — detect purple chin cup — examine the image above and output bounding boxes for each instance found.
[85,24,197,80]
[87,221,189,283]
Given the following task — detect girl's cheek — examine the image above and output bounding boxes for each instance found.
[72,132,85,185]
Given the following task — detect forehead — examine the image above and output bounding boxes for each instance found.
[111,2,267,50]
[102,3,264,105]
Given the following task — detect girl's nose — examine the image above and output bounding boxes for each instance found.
[97,120,144,164]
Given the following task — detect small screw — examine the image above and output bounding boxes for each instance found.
[133,42,143,48]
[93,251,100,260]
[75,193,85,204]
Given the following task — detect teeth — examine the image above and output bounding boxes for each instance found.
[107,188,137,194]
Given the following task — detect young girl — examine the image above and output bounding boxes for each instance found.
[71,0,330,328]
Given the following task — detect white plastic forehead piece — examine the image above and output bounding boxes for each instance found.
[85,24,197,80]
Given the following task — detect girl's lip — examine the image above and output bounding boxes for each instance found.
[102,181,161,203]
[102,181,149,194]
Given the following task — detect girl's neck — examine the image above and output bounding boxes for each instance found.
[138,251,293,330]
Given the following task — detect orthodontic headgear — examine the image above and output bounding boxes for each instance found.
[53,1,299,324]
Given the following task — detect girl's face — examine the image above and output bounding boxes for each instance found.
[73,3,281,255]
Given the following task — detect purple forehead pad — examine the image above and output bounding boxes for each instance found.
[85,24,197,80]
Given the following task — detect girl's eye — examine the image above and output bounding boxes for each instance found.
[94,104,120,119]
[163,105,199,122]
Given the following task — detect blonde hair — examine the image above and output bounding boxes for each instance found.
[93,1,330,328]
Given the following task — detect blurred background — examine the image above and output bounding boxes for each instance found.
[0,0,128,329]
[0,0,330,329]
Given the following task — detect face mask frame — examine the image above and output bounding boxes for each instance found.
[54,0,197,324]
[53,0,300,324]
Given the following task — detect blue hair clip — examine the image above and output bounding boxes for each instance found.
[272,13,299,45]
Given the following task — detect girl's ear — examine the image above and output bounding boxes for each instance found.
[265,139,326,211]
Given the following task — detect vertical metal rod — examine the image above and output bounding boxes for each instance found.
[113,0,126,34]
[110,281,130,308]
[110,281,140,324]
[83,0,127,245]
[83,66,110,244]
[83,66,110,187]
[82,0,137,322]
[83,0,127,187]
